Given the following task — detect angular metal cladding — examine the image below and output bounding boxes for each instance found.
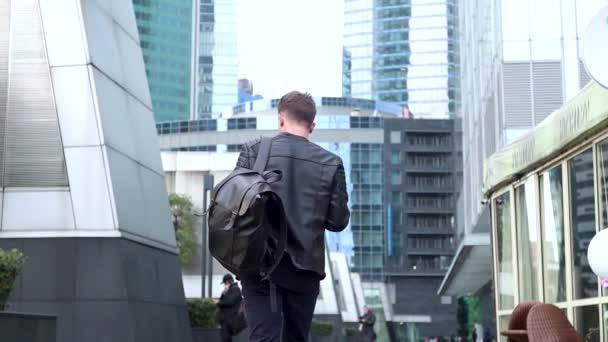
[0,0,175,249]
[0,1,192,341]
[1,0,67,187]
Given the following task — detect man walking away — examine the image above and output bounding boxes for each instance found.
[216,274,243,342]
[236,91,350,342]
[359,306,377,341]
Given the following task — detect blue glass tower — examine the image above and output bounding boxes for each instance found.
[344,0,459,118]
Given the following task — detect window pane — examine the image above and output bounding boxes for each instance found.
[391,151,401,164]
[390,131,401,144]
[604,305,608,340]
[541,166,567,303]
[392,191,402,205]
[570,149,599,299]
[516,179,540,301]
[598,139,608,229]
[574,305,600,342]
[496,192,514,310]
[392,171,402,185]
[498,315,511,342]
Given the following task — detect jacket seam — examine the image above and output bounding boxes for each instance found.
[246,154,340,167]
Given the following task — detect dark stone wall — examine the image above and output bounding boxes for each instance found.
[0,312,57,342]
[0,238,192,342]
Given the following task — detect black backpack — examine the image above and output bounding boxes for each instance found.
[207,137,287,280]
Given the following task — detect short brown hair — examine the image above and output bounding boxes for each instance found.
[278,91,317,124]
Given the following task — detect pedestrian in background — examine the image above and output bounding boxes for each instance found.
[216,274,244,342]
[359,305,377,341]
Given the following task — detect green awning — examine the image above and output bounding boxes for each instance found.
[483,82,608,195]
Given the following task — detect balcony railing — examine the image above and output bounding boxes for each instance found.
[404,144,454,153]
[405,163,454,173]
[407,247,455,256]
[404,207,455,214]
[407,227,454,235]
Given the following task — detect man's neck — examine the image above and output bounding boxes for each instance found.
[280,127,310,139]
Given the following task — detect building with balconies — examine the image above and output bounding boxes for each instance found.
[383,118,461,337]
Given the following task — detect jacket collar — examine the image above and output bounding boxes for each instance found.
[279,132,308,141]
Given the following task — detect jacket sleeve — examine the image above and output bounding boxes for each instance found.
[236,144,251,169]
[325,161,350,232]
[217,287,242,308]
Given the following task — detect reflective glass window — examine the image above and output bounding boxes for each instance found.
[574,305,600,342]
[495,192,514,310]
[569,149,598,299]
[498,315,511,342]
[391,171,402,185]
[515,178,540,301]
[597,139,608,229]
[541,166,566,303]
[392,191,402,205]
[391,151,401,164]
[604,305,608,340]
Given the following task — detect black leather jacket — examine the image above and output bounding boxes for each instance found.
[236,133,350,277]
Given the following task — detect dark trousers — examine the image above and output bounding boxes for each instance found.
[220,323,232,342]
[242,280,319,342]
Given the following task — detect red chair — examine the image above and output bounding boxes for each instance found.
[501,301,542,342]
[526,304,582,342]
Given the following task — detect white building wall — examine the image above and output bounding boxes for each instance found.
[0,0,176,252]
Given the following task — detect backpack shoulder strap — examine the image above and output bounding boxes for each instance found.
[263,200,288,279]
[253,137,272,173]
[264,200,289,312]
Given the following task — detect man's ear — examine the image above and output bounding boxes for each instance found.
[309,122,316,133]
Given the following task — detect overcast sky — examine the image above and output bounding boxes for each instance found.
[238,0,345,99]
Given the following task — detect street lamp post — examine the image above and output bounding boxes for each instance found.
[201,174,214,298]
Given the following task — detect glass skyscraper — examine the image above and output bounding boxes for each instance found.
[342,48,352,97]
[344,0,459,119]
[133,0,193,122]
[197,0,239,117]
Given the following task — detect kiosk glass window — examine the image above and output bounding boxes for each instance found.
[569,149,599,299]
[597,139,608,229]
[516,179,540,301]
[496,192,515,310]
[541,166,567,303]
[574,305,600,342]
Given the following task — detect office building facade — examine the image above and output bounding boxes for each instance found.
[197,0,239,117]
[384,118,460,337]
[133,0,193,122]
[135,0,240,121]
[344,0,460,119]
